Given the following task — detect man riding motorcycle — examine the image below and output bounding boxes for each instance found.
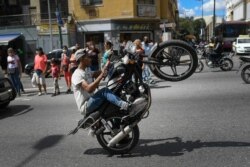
[71,49,138,121]
[208,36,223,66]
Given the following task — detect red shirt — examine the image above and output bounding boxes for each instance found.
[34,54,47,72]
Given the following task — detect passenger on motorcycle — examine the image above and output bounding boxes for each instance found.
[71,49,132,117]
[208,36,223,66]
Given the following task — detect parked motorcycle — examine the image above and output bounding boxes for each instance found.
[238,56,250,84]
[195,44,234,72]
[68,40,198,154]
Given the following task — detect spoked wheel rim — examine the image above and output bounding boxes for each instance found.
[150,42,197,81]
[96,115,139,154]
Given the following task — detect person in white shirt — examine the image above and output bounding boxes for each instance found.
[71,49,131,117]
[7,48,22,96]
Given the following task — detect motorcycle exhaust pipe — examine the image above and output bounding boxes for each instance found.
[107,125,132,147]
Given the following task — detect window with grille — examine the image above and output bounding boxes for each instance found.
[81,0,102,6]
[137,0,155,4]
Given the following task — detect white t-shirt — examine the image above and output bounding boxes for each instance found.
[7,55,19,69]
[72,68,94,115]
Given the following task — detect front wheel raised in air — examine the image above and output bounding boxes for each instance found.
[148,40,198,82]
[96,114,140,155]
[241,65,250,84]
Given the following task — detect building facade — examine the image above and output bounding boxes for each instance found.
[225,0,250,22]
[69,0,178,51]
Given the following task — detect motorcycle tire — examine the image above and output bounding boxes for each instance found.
[195,60,204,73]
[241,65,250,84]
[220,58,233,71]
[149,40,198,82]
[96,114,140,155]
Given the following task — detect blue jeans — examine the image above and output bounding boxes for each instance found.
[9,68,21,94]
[142,65,151,81]
[86,87,125,114]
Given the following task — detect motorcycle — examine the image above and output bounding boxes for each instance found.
[195,44,234,72]
[68,40,198,154]
[238,56,250,84]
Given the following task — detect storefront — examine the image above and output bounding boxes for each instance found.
[77,19,162,52]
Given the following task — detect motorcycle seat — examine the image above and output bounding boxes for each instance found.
[239,56,250,62]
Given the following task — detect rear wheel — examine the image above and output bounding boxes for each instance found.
[220,58,233,71]
[149,40,198,81]
[241,65,250,84]
[96,114,140,154]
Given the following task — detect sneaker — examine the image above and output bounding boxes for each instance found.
[120,102,130,111]
[66,89,72,94]
[129,98,147,117]
[51,93,56,97]
[38,92,42,96]
[88,128,95,137]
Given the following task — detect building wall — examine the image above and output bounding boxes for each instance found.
[247,0,250,21]
[69,0,176,23]
[70,0,136,19]
[225,0,250,21]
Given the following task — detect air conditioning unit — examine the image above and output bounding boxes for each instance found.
[81,0,91,6]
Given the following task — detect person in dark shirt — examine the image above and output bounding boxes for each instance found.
[86,41,100,71]
[208,36,223,65]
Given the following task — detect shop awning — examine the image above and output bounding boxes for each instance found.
[0,33,21,45]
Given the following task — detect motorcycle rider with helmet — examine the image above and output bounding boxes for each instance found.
[208,36,223,66]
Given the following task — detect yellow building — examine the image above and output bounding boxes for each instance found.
[69,0,178,50]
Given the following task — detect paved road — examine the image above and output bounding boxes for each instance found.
[0,56,250,167]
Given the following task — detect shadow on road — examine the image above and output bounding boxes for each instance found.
[84,137,250,157]
[0,105,33,119]
[15,134,65,167]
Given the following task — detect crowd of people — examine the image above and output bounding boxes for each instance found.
[0,36,158,98]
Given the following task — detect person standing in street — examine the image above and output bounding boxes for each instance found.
[15,49,25,93]
[69,48,78,74]
[133,39,144,85]
[61,46,72,93]
[86,41,100,72]
[101,41,113,69]
[141,36,156,85]
[48,58,60,97]
[7,47,22,96]
[34,47,47,96]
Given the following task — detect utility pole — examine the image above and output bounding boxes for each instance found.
[47,0,53,51]
[213,0,216,36]
[55,0,63,49]
[198,0,204,40]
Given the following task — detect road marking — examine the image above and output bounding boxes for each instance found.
[15,97,31,101]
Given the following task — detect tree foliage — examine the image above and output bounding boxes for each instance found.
[178,17,206,40]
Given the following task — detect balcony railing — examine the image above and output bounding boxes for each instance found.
[0,13,68,27]
[137,4,156,17]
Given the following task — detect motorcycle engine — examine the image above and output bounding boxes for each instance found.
[124,81,137,95]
